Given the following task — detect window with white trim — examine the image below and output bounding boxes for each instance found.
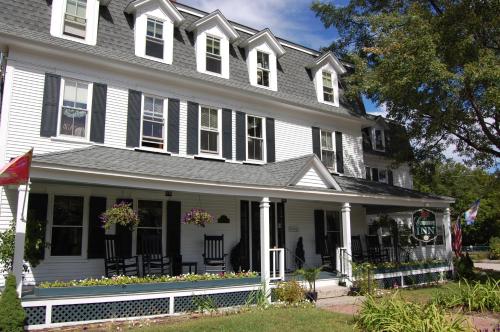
[200,106,219,154]
[322,71,334,103]
[59,79,91,138]
[247,115,264,161]
[63,0,87,39]
[145,18,164,59]
[141,95,165,150]
[206,35,222,74]
[51,195,84,256]
[374,129,385,151]
[257,51,270,87]
[137,200,163,255]
[321,130,335,170]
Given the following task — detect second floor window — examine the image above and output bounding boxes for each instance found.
[257,51,270,87]
[60,79,89,138]
[142,96,165,149]
[374,129,385,151]
[200,106,219,154]
[206,35,222,74]
[63,0,87,39]
[247,116,264,161]
[322,71,334,103]
[321,130,335,170]
[146,18,164,59]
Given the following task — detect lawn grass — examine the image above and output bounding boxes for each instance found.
[129,307,358,332]
[389,282,460,304]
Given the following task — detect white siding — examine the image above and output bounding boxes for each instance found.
[296,168,327,188]
[178,101,188,156]
[103,86,128,148]
[364,154,413,189]
[275,120,312,161]
[342,131,364,178]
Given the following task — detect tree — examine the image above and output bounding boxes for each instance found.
[413,160,500,245]
[311,0,500,167]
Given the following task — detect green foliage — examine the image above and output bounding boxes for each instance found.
[192,296,217,314]
[24,219,46,268]
[490,237,500,259]
[0,221,15,272]
[413,161,500,246]
[433,279,500,312]
[311,1,500,167]
[295,266,322,292]
[39,271,258,288]
[453,255,475,280]
[0,274,26,332]
[100,202,140,231]
[245,283,270,309]
[352,262,375,295]
[274,280,306,304]
[357,295,470,332]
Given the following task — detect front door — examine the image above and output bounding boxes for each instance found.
[325,211,342,268]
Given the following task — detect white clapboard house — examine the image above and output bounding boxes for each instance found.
[0,0,454,328]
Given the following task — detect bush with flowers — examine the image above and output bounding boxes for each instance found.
[182,208,214,227]
[100,201,140,231]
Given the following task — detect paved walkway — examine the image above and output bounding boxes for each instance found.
[475,261,500,271]
[316,296,365,315]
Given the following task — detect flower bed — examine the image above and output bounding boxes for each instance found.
[354,259,448,275]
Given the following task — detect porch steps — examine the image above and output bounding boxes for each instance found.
[316,285,349,299]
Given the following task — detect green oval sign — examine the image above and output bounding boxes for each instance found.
[412,209,437,242]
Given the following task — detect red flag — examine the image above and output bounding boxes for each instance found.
[0,149,33,186]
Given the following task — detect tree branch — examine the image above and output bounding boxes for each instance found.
[465,88,500,149]
[428,0,443,15]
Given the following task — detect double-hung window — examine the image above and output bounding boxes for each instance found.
[321,130,335,170]
[257,51,270,87]
[247,116,264,161]
[322,71,334,103]
[146,18,164,59]
[206,35,222,74]
[51,196,84,256]
[60,79,90,138]
[374,129,385,151]
[141,96,165,149]
[200,106,219,154]
[137,200,163,255]
[63,0,87,39]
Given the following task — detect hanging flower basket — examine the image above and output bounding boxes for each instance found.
[100,202,140,231]
[182,208,214,227]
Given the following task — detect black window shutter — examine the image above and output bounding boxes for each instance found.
[312,127,321,158]
[269,202,276,248]
[335,131,344,173]
[126,90,142,148]
[388,170,394,185]
[187,101,199,155]
[314,209,325,254]
[167,98,180,153]
[266,118,275,162]
[372,168,379,182]
[40,73,61,137]
[167,200,182,275]
[87,196,107,259]
[90,83,107,143]
[222,108,232,159]
[365,167,372,181]
[240,200,250,271]
[277,202,286,249]
[236,111,246,161]
[27,193,49,261]
[115,198,133,257]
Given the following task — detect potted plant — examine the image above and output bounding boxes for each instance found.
[296,266,322,302]
[100,202,140,231]
[182,208,214,227]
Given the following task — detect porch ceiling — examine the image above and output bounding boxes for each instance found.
[30,146,453,207]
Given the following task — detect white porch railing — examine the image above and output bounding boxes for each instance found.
[269,248,285,281]
[336,247,350,277]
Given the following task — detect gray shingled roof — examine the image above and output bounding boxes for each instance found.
[32,146,448,201]
[0,0,364,118]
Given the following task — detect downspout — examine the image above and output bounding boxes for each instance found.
[0,49,8,120]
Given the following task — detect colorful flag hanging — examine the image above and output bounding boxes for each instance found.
[0,149,33,186]
[452,216,462,257]
[464,199,480,225]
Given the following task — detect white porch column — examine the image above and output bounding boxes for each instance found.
[13,183,30,296]
[341,202,352,282]
[443,207,452,260]
[260,197,271,298]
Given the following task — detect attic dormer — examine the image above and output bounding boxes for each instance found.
[187,10,239,79]
[306,51,347,107]
[125,0,185,64]
[240,29,286,91]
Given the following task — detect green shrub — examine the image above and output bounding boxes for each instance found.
[0,274,26,332]
[352,262,376,295]
[490,237,500,260]
[357,295,470,332]
[274,280,305,304]
[453,254,474,280]
[433,279,500,312]
[0,222,15,272]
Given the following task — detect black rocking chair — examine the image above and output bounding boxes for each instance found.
[365,235,390,263]
[203,235,227,273]
[104,235,139,277]
[351,235,365,262]
[141,234,171,276]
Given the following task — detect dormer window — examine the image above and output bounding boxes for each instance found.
[374,129,385,151]
[206,35,222,74]
[322,71,334,103]
[257,51,270,87]
[63,0,87,39]
[145,18,164,59]
[320,130,335,170]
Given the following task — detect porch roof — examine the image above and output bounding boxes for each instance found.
[30,146,453,207]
